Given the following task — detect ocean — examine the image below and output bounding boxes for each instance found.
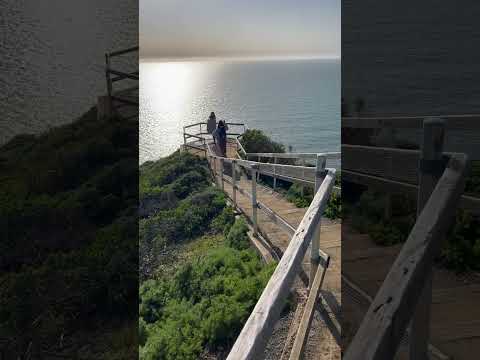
[0,0,138,145]
[140,58,340,163]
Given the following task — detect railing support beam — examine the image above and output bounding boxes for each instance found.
[221,158,225,191]
[251,165,259,235]
[310,156,327,289]
[410,117,445,360]
[232,160,237,208]
[273,156,277,191]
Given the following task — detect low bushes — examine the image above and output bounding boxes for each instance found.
[0,107,138,357]
[139,152,210,214]
[240,129,285,154]
[440,210,480,272]
[347,190,480,272]
[139,218,276,360]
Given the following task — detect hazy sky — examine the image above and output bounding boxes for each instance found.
[140,0,340,59]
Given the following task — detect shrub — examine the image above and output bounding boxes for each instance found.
[139,246,276,360]
[225,218,250,250]
[325,191,342,220]
[211,206,236,235]
[240,129,285,154]
[286,183,313,208]
[440,210,480,272]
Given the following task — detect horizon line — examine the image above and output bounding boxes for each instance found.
[140,54,341,63]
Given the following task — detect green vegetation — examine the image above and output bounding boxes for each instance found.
[286,183,313,208]
[139,236,275,360]
[346,191,415,246]
[285,174,342,220]
[240,129,285,154]
[0,107,137,357]
[346,190,480,272]
[465,161,480,197]
[139,152,234,278]
[440,210,480,272]
[140,151,210,208]
[139,152,276,359]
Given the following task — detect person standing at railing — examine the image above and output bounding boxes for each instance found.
[207,112,216,134]
[212,120,228,156]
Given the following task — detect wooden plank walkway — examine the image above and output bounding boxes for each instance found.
[186,137,341,359]
[216,143,340,359]
[342,221,480,359]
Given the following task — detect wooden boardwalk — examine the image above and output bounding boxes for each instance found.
[343,222,480,360]
[188,139,341,359]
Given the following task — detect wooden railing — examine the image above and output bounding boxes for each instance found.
[105,46,139,106]
[182,122,340,358]
[344,154,468,359]
[183,121,248,158]
[343,117,471,359]
[200,141,336,359]
[246,152,341,193]
[342,116,480,216]
[223,164,336,360]
[343,114,480,160]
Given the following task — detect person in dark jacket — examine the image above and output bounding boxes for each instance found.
[213,120,228,156]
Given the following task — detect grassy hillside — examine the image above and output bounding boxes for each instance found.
[0,107,138,358]
[139,152,276,359]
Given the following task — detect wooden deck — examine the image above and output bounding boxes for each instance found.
[224,175,341,360]
[189,140,341,359]
[343,221,480,359]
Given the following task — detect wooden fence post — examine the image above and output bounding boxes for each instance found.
[251,164,259,235]
[273,156,277,191]
[310,155,327,289]
[301,158,306,196]
[257,156,261,182]
[220,158,224,191]
[410,117,445,360]
[232,160,237,208]
[213,157,217,185]
[384,126,394,220]
[105,53,113,112]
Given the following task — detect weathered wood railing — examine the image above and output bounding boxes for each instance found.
[343,114,480,160]
[342,116,480,215]
[344,155,468,359]
[246,152,341,193]
[199,137,338,359]
[183,121,248,157]
[343,117,470,359]
[182,122,340,358]
[105,46,139,106]
[223,164,336,360]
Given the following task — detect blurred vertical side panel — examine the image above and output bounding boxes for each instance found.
[342,1,480,359]
[0,0,139,358]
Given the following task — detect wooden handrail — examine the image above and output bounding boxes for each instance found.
[107,69,139,80]
[107,46,139,57]
[226,169,336,360]
[344,153,468,360]
[342,114,480,130]
[247,152,341,160]
[201,133,336,359]
[105,46,138,109]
